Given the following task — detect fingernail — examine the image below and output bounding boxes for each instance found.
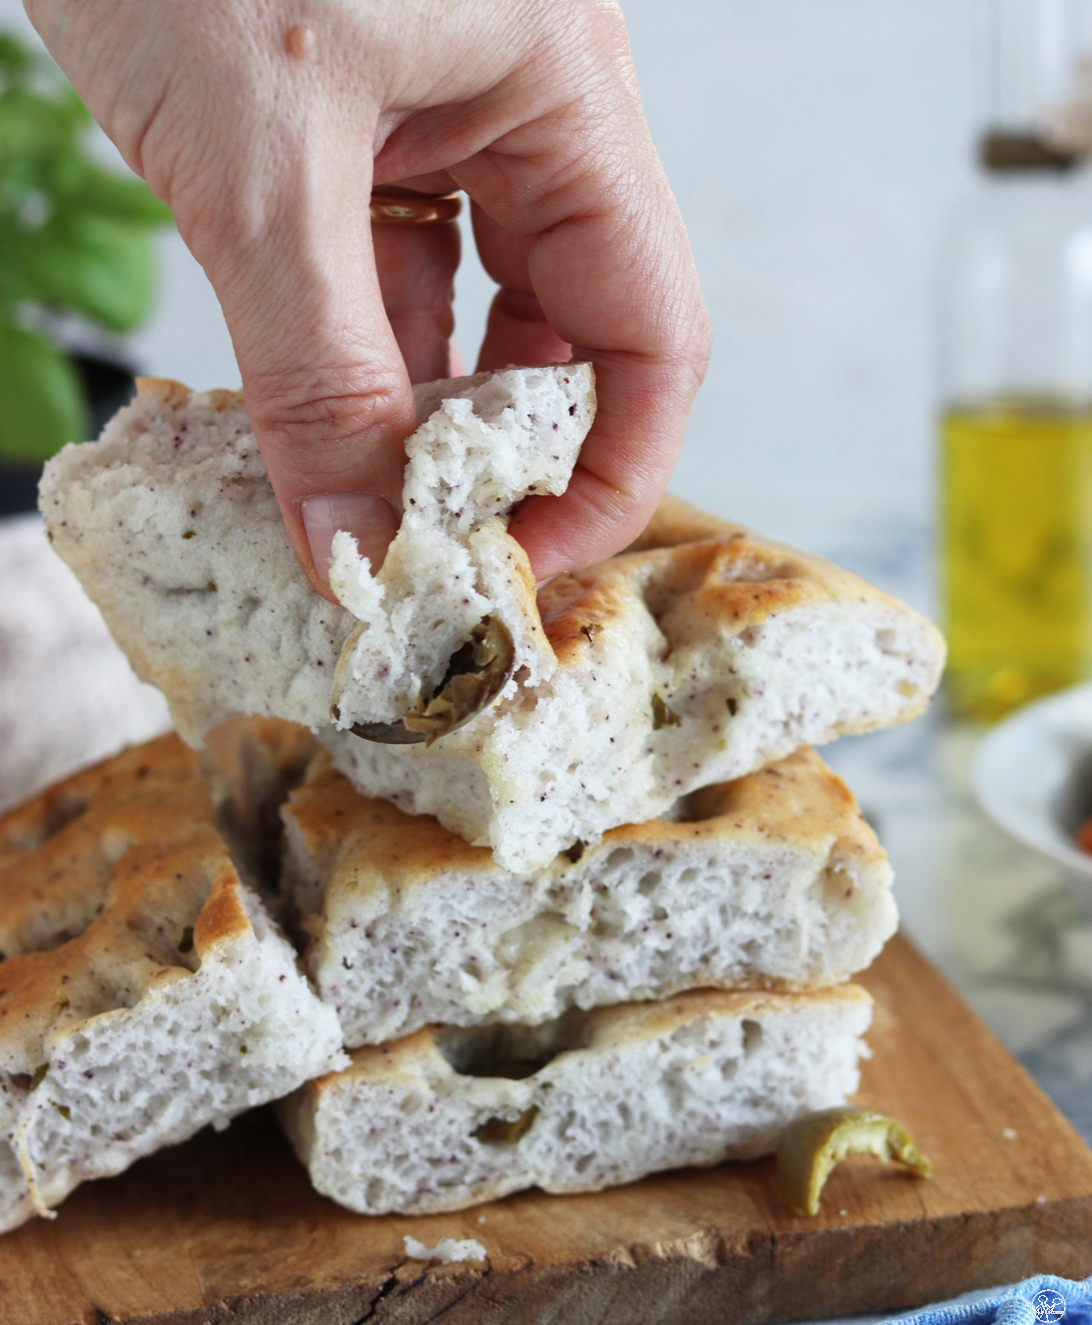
[301,492,399,581]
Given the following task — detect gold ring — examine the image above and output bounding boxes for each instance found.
[370,189,462,225]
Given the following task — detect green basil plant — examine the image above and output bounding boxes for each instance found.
[0,30,172,464]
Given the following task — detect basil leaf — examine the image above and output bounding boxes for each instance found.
[61,163,172,226]
[21,214,157,332]
[0,322,87,463]
[0,34,32,76]
[0,217,33,304]
[0,86,77,161]
[0,30,166,347]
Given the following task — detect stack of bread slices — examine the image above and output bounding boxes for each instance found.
[4,365,945,1229]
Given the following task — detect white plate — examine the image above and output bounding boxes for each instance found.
[972,682,1092,883]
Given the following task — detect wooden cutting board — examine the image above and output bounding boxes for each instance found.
[2,935,1090,1325]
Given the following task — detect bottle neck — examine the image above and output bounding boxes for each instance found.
[989,0,1075,129]
[981,0,1092,171]
[979,129,1080,172]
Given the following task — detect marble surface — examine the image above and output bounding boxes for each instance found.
[827,713,1092,1148]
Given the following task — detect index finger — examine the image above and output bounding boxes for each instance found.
[454,26,710,576]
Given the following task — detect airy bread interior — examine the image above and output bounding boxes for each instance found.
[279,984,872,1216]
[330,365,594,727]
[322,496,945,870]
[283,747,896,1047]
[39,366,594,744]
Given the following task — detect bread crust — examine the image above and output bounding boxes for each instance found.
[282,745,895,1046]
[288,746,882,892]
[543,497,924,679]
[0,727,344,1231]
[280,984,873,1215]
[325,492,945,869]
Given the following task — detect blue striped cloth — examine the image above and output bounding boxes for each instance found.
[881,1277,1092,1325]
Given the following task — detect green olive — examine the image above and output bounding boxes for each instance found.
[473,1106,538,1144]
[776,1105,933,1216]
[651,692,682,729]
[349,616,516,746]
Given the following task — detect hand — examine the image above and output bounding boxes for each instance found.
[25,0,711,596]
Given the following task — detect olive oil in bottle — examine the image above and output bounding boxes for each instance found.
[937,0,1092,721]
[941,399,1092,720]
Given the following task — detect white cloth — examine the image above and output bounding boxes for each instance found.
[0,513,169,814]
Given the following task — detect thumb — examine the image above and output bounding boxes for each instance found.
[187,166,415,600]
[236,228,413,599]
[248,362,410,603]
[240,198,463,597]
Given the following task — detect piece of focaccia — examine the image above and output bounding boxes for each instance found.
[41,366,942,872]
[0,731,346,1233]
[323,495,944,870]
[283,747,895,1047]
[279,983,872,1216]
[39,365,595,744]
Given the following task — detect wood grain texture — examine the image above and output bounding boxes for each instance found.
[1,935,1090,1325]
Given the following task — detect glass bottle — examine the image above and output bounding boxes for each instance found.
[939,0,1092,721]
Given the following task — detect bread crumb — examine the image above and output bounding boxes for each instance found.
[403,1235,486,1263]
[1002,1127,1017,1140]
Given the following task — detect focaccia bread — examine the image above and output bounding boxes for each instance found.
[284,747,895,1047]
[279,983,872,1215]
[41,363,942,871]
[323,495,945,870]
[39,365,594,744]
[0,731,346,1233]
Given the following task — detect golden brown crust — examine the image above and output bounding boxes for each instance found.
[286,744,883,893]
[287,754,467,881]
[133,376,191,403]
[206,388,246,411]
[0,737,182,855]
[675,748,864,845]
[541,496,921,673]
[0,732,266,1074]
[193,865,252,952]
[134,378,245,411]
